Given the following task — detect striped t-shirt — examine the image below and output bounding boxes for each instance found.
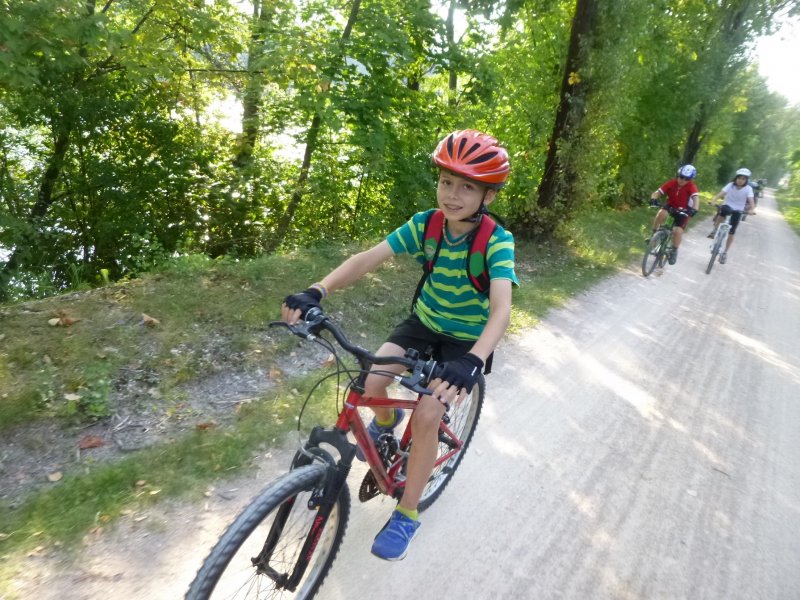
[386,209,518,340]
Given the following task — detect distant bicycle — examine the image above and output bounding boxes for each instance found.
[642,202,689,277]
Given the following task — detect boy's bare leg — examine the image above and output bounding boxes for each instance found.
[363,342,408,423]
[652,208,667,231]
[397,395,446,510]
[672,226,683,248]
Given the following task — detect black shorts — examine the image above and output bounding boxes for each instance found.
[718,204,744,234]
[387,314,474,363]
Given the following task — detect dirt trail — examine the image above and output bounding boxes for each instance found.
[7,191,800,599]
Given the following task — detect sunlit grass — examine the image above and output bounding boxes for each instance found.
[776,188,800,236]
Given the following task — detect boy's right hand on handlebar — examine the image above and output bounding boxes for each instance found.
[281,288,323,324]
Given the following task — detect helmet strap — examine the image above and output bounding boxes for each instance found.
[460,191,491,223]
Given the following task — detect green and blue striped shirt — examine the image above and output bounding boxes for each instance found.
[387,209,518,340]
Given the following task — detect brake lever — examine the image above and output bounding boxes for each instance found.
[268,307,327,340]
[398,358,439,396]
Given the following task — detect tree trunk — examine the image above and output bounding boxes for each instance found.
[680,1,751,166]
[233,0,274,170]
[682,107,707,166]
[267,0,362,251]
[522,0,598,238]
[0,126,72,301]
[446,0,458,106]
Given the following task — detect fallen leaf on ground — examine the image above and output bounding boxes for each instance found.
[78,435,105,450]
[141,313,160,326]
[48,313,80,326]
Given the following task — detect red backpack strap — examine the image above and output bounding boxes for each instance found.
[422,209,445,271]
[412,210,445,310]
[467,215,496,295]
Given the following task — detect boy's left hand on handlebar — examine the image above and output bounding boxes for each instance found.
[430,353,484,403]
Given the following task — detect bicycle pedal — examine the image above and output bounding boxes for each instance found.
[358,470,381,502]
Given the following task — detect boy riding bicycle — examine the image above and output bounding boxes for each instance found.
[281,130,518,561]
[648,164,700,265]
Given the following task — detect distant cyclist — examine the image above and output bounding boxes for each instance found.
[707,167,755,264]
[751,178,765,213]
[649,164,700,265]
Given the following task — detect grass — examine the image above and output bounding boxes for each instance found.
[776,187,800,235]
[0,200,717,587]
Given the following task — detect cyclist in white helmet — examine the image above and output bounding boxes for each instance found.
[707,168,755,264]
[648,164,700,265]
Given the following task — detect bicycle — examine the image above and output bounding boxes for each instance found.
[186,307,484,599]
[641,203,689,277]
[706,210,733,274]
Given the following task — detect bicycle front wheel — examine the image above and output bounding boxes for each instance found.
[642,230,667,277]
[417,374,484,511]
[186,464,350,600]
[706,239,721,274]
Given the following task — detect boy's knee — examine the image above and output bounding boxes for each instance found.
[363,374,389,398]
[413,398,444,429]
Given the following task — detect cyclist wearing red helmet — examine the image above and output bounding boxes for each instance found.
[648,164,700,265]
[281,129,517,560]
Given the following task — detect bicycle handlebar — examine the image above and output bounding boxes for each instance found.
[269,308,441,396]
[649,200,691,217]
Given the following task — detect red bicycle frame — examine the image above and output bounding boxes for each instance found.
[335,389,464,498]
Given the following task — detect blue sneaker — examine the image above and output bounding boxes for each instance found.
[371,510,421,561]
[356,408,404,461]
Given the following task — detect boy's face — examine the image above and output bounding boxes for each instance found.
[437,170,496,221]
[735,175,748,186]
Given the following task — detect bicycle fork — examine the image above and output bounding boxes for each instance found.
[253,428,352,591]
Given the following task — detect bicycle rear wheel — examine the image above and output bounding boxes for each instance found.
[642,230,667,277]
[186,464,350,600]
[417,375,484,511]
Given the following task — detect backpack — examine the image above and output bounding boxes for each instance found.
[410,209,499,375]
[411,209,497,308]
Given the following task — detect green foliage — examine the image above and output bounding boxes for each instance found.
[1,0,798,302]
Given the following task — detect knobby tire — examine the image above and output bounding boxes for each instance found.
[417,374,484,511]
[706,235,723,274]
[642,230,668,277]
[186,464,350,600]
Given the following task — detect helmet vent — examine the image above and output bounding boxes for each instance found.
[467,151,498,165]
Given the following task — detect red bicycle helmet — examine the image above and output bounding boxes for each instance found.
[432,130,510,188]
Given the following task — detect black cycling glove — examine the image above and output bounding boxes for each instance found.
[437,353,484,392]
[283,287,323,316]
[685,207,698,217]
